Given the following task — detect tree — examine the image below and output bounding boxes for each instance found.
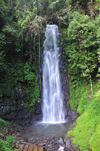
[62,11,99,94]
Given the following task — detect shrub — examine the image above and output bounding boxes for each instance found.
[6,135,15,142]
[0,139,17,151]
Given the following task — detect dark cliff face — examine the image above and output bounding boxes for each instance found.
[0,97,42,126]
[59,51,78,123]
[59,52,70,117]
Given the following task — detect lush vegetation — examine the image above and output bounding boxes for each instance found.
[0,0,100,150]
[0,135,16,151]
[66,81,100,151]
[0,118,17,151]
[0,139,17,151]
[0,0,45,111]
[60,1,100,151]
[0,118,9,127]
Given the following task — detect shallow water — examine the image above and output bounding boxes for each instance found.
[21,122,67,139]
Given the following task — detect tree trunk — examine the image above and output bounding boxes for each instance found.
[90,0,94,19]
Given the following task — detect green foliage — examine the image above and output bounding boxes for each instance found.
[22,62,40,110]
[0,0,6,8]
[0,59,40,111]
[61,11,100,95]
[0,139,17,151]
[0,118,9,127]
[60,4,100,151]
[48,0,60,9]
[69,81,89,111]
[66,0,90,7]
[6,135,15,142]
[2,62,23,99]
[0,0,42,110]
[89,124,100,151]
[24,62,35,82]
[0,34,6,72]
[67,81,100,151]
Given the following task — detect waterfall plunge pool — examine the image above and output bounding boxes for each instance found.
[21,122,67,139]
[20,122,69,151]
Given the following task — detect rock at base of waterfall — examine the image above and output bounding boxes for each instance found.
[58,146,64,151]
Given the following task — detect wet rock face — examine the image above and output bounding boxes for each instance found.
[0,98,16,120]
[0,98,42,125]
[59,53,79,122]
[59,53,70,117]
[32,101,42,123]
[34,101,42,115]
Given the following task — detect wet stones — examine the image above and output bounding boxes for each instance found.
[27,137,63,151]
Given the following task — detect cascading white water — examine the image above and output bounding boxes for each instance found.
[42,24,65,123]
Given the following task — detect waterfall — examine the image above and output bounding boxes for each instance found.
[42,25,65,123]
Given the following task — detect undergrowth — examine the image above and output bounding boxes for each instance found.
[6,135,15,142]
[0,139,17,151]
[0,118,9,127]
[0,118,17,151]
[66,80,100,151]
